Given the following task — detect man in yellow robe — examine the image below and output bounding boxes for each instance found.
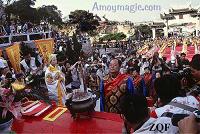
[45,54,67,107]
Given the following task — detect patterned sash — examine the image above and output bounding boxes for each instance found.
[134,75,142,88]
[104,74,128,96]
[144,74,152,86]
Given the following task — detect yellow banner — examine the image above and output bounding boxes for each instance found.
[35,39,55,64]
[5,43,21,73]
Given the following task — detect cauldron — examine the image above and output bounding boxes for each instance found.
[65,90,98,119]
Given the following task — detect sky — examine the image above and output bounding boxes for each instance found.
[7,0,200,22]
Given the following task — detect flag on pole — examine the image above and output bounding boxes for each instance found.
[35,39,55,64]
[5,43,21,73]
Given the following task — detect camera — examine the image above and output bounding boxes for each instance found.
[172,66,196,88]
[171,110,200,126]
[176,67,192,79]
[188,84,200,97]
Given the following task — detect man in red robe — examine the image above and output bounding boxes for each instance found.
[128,67,147,96]
[143,67,153,97]
[100,59,134,113]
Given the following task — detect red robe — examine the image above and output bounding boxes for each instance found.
[103,73,129,113]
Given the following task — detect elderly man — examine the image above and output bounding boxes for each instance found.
[100,58,134,113]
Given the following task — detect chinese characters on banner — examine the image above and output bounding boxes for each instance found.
[5,43,21,73]
[35,39,55,64]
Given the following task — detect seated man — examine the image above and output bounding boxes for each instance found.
[100,59,134,113]
[151,75,199,118]
[120,93,179,133]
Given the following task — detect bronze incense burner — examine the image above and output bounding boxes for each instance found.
[65,63,98,119]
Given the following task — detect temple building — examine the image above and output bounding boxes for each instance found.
[160,5,200,37]
[150,22,166,39]
[97,16,135,39]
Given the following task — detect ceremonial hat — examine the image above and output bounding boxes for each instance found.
[48,54,57,63]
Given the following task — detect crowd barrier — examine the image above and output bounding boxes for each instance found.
[0,31,52,48]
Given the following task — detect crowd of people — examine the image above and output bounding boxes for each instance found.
[0,35,200,133]
[0,20,52,36]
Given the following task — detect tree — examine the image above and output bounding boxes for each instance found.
[64,33,82,64]
[68,10,99,34]
[4,0,63,27]
[37,5,63,27]
[100,32,126,42]
[71,33,82,62]
[5,0,37,23]
[134,24,152,41]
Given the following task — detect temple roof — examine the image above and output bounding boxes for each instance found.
[160,13,175,20]
[150,22,166,28]
[169,8,197,14]
[168,22,196,27]
[190,12,200,17]
[160,5,199,20]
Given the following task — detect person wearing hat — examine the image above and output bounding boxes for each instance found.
[45,54,67,107]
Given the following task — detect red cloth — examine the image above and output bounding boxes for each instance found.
[146,97,154,107]
[104,73,128,96]
[150,110,158,118]
[12,107,123,133]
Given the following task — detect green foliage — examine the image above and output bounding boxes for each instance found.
[37,5,63,27]
[69,10,99,34]
[71,33,82,63]
[135,24,152,40]
[100,32,126,41]
[4,0,63,26]
[62,33,82,64]
[5,0,36,23]
[72,33,82,53]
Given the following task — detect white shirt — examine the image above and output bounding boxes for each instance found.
[96,68,104,80]
[20,57,37,73]
[102,63,109,75]
[140,61,149,75]
[155,96,199,117]
[0,59,6,68]
[71,68,79,82]
[134,117,178,134]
